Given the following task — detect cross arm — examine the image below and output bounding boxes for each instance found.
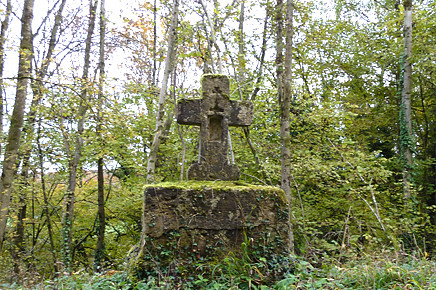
[176,99,202,125]
[229,100,253,127]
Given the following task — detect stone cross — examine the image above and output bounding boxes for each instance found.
[176,74,253,180]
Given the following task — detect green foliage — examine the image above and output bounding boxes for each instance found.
[274,254,436,289]
[2,0,436,285]
[3,246,435,289]
[0,175,144,282]
[208,234,294,288]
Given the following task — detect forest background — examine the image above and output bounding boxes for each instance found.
[0,0,435,288]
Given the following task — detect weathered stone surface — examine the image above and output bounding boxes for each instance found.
[142,182,287,237]
[176,74,253,181]
[130,181,290,277]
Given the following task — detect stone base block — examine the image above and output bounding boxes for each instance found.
[129,181,290,279]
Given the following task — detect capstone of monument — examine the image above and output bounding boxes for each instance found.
[128,75,290,280]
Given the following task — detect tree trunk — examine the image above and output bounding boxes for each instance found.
[0,0,34,251]
[250,3,269,102]
[22,0,67,165]
[237,0,245,88]
[61,0,98,272]
[199,0,222,73]
[400,0,413,199]
[37,118,58,275]
[429,104,436,239]
[277,0,295,254]
[146,0,179,183]
[13,0,67,269]
[152,0,157,85]
[171,69,185,181]
[283,0,295,254]
[94,0,106,273]
[0,0,12,155]
[244,6,271,183]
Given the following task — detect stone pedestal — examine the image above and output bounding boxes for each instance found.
[129,181,290,279]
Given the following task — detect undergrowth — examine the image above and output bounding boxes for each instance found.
[1,249,435,289]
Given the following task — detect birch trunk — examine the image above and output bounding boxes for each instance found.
[277,0,295,254]
[199,0,222,73]
[146,0,178,183]
[238,0,245,87]
[152,0,157,85]
[400,0,413,199]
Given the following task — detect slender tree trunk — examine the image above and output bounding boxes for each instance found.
[61,0,98,272]
[277,0,295,254]
[276,0,284,131]
[230,0,269,181]
[152,0,157,85]
[0,0,34,251]
[199,0,222,73]
[172,70,185,181]
[95,157,105,268]
[94,0,106,273]
[250,3,269,102]
[429,104,436,230]
[146,0,178,183]
[400,0,413,199]
[37,118,58,275]
[0,0,12,155]
[21,0,67,176]
[13,0,67,269]
[244,6,271,183]
[237,0,245,88]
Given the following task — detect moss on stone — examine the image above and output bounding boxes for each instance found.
[144,180,282,192]
[200,73,227,81]
[144,181,287,205]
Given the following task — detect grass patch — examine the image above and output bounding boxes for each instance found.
[2,251,435,289]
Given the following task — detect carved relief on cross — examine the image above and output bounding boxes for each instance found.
[176,75,253,180]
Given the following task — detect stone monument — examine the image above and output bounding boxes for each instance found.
[176,74,253,180]
[129,75,289,280]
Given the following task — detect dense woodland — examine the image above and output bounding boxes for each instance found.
[0,0,435,288]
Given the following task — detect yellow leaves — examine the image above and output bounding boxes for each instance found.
[140,1,154,10]
[133,20,153,33]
